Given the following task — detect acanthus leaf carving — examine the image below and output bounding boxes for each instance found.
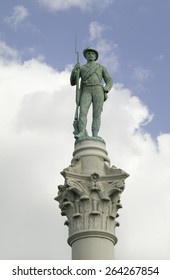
[56,165,128,237]
[66,179,89,201]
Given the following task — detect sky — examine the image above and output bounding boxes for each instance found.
[0,0,170,260]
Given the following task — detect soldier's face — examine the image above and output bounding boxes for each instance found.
[86,51,96,61]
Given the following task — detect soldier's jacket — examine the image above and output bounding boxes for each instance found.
[70,62,113,93]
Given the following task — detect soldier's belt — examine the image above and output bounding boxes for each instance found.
[82,83,102,87]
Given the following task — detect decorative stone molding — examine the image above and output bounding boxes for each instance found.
[55,140,129,245]
[68,230,118,247]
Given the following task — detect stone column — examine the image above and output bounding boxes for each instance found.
[55,140,129,260]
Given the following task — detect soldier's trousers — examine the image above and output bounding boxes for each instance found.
[78,85,104,136]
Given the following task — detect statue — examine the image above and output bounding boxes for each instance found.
[70,47,113,141]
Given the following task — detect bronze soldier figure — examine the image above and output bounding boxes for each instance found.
[70,47,113,140]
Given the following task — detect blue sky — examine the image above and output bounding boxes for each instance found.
[0,0,170,260]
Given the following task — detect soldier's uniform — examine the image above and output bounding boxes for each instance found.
[70,48,113,138]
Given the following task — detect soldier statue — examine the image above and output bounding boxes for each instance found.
[70,47,113,141]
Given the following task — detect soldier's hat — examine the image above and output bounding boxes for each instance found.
[83,47,99,61]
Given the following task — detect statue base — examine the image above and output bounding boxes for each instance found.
[75,135,105,144]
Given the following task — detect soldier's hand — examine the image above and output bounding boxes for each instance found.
[104,92,108,101]
[74,63,80,71]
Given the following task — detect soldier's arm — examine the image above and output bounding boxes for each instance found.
[70,63,80,86]
[102,66,113,92]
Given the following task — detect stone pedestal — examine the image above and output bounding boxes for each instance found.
[55,140,129,260]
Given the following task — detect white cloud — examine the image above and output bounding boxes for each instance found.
[0,56,72,135]
[4,5,29,29]
[37,0,114,11]
[0,41,19,60]
[89,21,105,41]
[0,41,170,260]
[133,66,152,82]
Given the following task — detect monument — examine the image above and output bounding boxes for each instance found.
[55,48,129,259]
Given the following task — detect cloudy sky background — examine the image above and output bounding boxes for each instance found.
[0,0,170,260]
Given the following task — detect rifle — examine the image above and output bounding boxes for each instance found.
[73,40,80,136]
